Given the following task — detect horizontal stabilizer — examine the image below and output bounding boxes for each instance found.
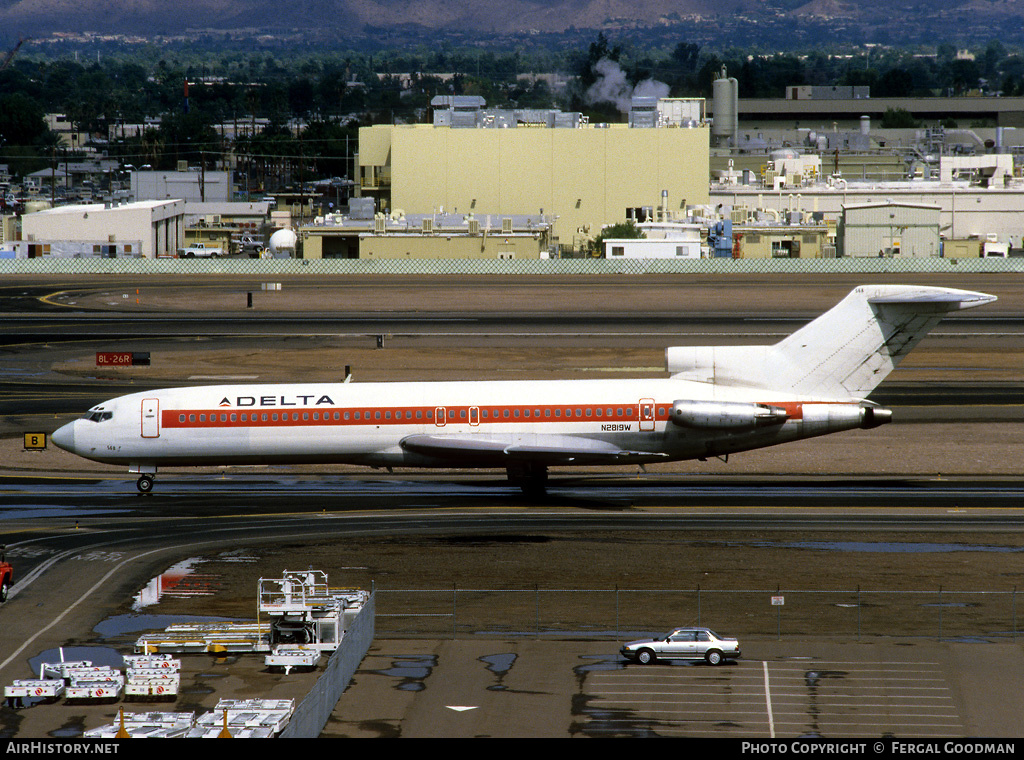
[667,285,996,399]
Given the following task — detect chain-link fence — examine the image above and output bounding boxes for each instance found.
[280,593,375,738]
[374,587,1022,642]
[3,256,1023,276]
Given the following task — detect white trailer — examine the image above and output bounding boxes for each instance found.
[4,679,65,707]
[187,698,294,738]
[66,678,123,701]
[84,711,195,739]
[125,672,180,698]
[40,660,92,679]
[265,646,321,675]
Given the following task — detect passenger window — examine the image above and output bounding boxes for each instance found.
[179,414,185,423]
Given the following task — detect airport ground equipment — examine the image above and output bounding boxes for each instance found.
[84,711,196,739]
[133,569,368,655]
[64,668,124,701]
[86,700,294,738]
[124,655,181,698]
[4,680,64,707]
[0,545,12,602]
[39,660,93,679]
[265,646,321,674]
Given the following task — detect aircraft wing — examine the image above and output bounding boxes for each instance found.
[400,433,668,465]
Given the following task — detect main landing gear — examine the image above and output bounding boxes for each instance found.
[506,463,548,496]
[136,475,154,493]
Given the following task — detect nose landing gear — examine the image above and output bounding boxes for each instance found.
[131,466,158,494]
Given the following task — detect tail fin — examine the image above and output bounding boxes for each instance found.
[666,285,996,399]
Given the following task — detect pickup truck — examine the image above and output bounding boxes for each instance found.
[0,545,12,603]
[176,243,224,258]
[238,236,265,257]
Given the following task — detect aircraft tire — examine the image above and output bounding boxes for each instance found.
[136,475,154,494]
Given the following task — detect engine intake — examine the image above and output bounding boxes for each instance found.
[670,400,789,430]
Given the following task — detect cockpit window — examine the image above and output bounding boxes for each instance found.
[83,411,113,423]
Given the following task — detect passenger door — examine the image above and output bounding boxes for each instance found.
[141,398,160,438]
[661,630,697,659]
[639,398,656,431]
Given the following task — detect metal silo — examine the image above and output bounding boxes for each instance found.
[712,67,738,149]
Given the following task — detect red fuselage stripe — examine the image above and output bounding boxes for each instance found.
[163,402,662,428]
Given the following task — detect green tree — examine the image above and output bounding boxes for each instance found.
[880,107,917,129]
[590,220,644,257]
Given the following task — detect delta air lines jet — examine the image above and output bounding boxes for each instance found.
[52,285,995,494]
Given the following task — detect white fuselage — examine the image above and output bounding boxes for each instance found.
[52,377,870,470]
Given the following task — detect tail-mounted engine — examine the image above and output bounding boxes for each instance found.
[670,400,789,430]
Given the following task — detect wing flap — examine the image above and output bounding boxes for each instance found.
[400,434,666,465]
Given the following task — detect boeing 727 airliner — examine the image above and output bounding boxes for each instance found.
[51,285,996,493]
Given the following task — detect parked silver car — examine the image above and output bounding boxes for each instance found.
[620,627,741,665]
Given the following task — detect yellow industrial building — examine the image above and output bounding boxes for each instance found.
[300,212,553,260]
[358,120,710,253]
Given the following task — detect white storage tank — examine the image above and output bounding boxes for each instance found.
[268,228,297,258]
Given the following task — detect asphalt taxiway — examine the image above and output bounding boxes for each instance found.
[1,272,1022,738]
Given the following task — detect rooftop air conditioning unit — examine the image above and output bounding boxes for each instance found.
[422,218,433,234]
[468,220,480,235]
[501,218,513,235]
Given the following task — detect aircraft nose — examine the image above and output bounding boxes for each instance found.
[52,421,76,452]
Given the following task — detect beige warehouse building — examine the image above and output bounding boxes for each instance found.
[21,200,186,259]
[359,119,709,251]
